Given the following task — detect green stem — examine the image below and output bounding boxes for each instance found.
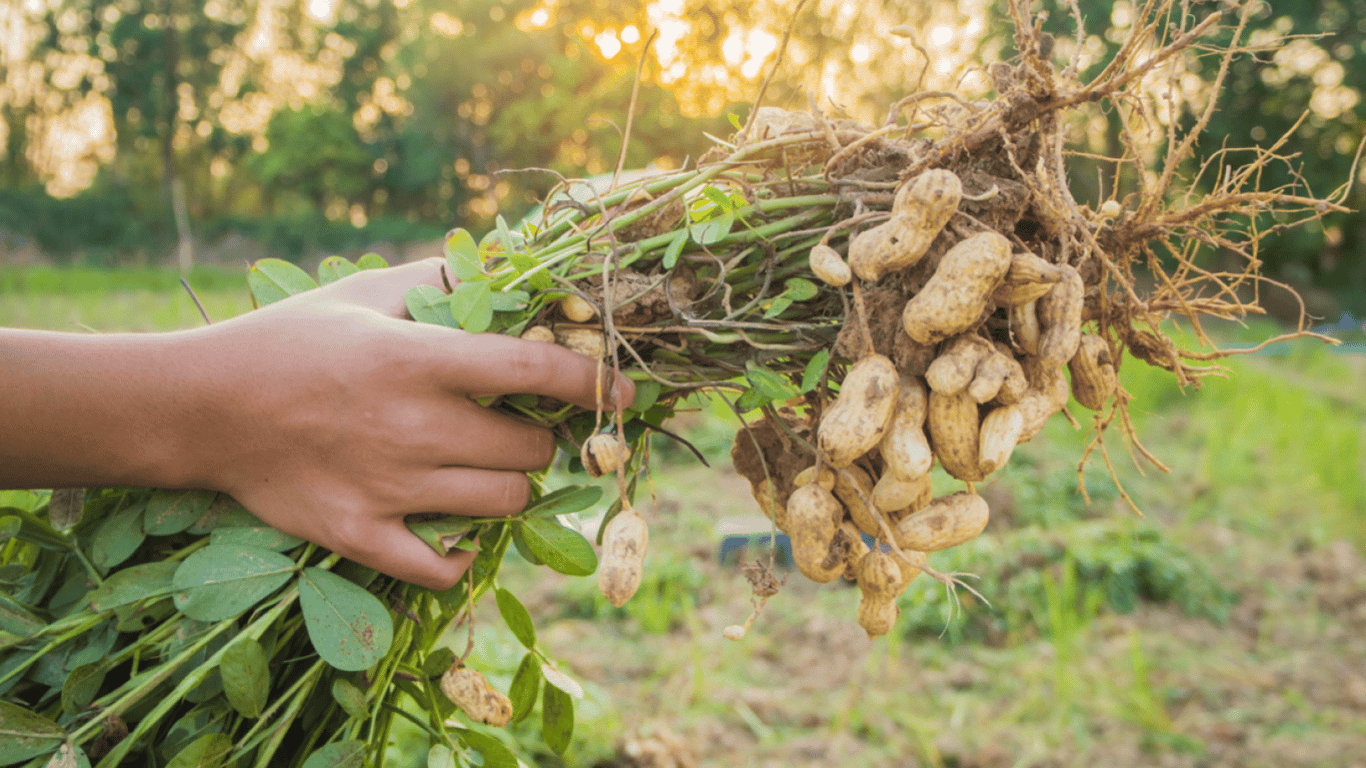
[248,659,326,768]
[84,588,302,765]
[233,657,327,757]
[0,613,103,688]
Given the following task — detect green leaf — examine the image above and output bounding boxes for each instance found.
[728,112,743,130]
[88,561,179,612]
[511,524,542,566]
[689,212,734,245]
[701,186,734,211]
[209,507,305,552]
[508,253,552,290]
[41,742,89,768]
[541,682,574,756]
[427,744,456,768]
[457,730,519,768]
[734,388,771,413]
[406,516,480,557]
[630,380,662,412]
[0,593,45,637]
[487,289,529,312]
[495,588,536,649]
[301,740,366,768]
[172,544,296,621]
[421,646,456,678]
[404,284,454,327]
[745,361,799,401]
[61,662,105,716]
[248,258,317,306]
[0,515,20,545]
[317,256,360,285]
[298,567,394,672]
[187,493,248,535]
[800,349,831,394]
[356,253,388,270]
[784,277,819,300]
[144,489,217,536]
[65,619,117,668]
[221,638,270,719]
[450,281,493,334]
[508,652,541,724]
[762,295,793,319]
[0,700,64,763]
[165,733,233,768]
[444,228,483,281]
[89,501,146,571]
[661,231,688,269]
[523,485,603,519]
[332,678,369,720]
[47,488,85,532]
[161,701,231,762]
[517,518,597,576]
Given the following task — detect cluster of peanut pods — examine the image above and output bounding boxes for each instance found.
[756,169,1119,638]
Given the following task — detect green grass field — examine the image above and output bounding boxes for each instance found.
[5,267,1364,767]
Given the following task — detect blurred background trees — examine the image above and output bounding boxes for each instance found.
[0,0,1361,311]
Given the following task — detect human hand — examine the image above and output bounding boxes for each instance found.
[176,258,632,589]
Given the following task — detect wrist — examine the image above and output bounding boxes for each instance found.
[0,328,219,490]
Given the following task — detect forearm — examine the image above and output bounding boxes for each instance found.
[0,328,211,490]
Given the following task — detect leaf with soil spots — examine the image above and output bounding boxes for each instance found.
[172,544,295,621]
[298,567,394,672]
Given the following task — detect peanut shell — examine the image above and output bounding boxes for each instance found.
[1037,264,1084,367]
[925,334,993,395]
[978,404,1024,475]
[880,376,933,480]
[598,506,649,607]
[810,244,853,286]
[927,389,985,482]
[902,232,1012,345]
[441,667,513,727]
[1068,334,1117,410]
[817,354,900,468]
[893,491,990,552]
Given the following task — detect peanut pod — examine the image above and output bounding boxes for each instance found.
[902,231,1012,345]
[788,484,844,583]
[871,472,932,518]
[850,169,962,281]
[927,389,985,482]
[990,250,1063,307]
[856,549,905,638]
[441,667,514,727]
[879,375,933,480]
[978,404,1024,475]
[834,464,881,538]
[1068,333,1117,410]
[893,491,990,552]
[1036,263,1084,367]
[1010,300,1041,356]
[817,354,900,467]
[925,334,993,395]
[598,506,649,607]
[809,243,852,287]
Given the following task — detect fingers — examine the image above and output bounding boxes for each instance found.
[419,328,635,412]
[341,518,477,590]
[399,467,533,518]
[322,257,448,319]
[434,403,556,471]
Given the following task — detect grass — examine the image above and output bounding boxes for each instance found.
[7,268,1365,766]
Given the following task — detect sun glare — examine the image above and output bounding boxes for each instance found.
[850,43,871,64]
[930,25,953,47]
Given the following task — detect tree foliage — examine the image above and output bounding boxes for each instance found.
[0,0,1360,310]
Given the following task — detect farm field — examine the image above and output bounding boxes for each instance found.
[4,267,1365,767]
